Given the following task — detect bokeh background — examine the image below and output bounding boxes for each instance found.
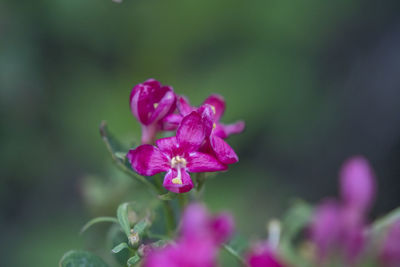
[1,0,400,266]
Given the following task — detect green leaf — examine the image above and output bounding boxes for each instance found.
[133,219,151,236]
[112,242,129,254]
[281,200,313,242]
[158,191,178,201]
[107,224,130,266]
[99,121,158,193]
[80,216,118,234]
[127,255,141,266]
[117,202,132,237]
[59,250,109,267]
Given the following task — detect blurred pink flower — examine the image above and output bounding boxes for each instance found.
[143,204,234,267]
[127,106,227,193]
[246,243,286,267]
[130,79,176,144]
[309,156,376,265]
[380,219,400,267]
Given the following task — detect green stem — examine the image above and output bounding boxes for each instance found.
[223,244,246,265]
[153,175,176,237]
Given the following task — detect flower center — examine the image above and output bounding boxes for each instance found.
[170,156,187,185]
[153,103,159,109]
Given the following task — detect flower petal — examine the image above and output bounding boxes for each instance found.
[203,94,226,122]
[161,113,182,131]
[149,90,176,123]
[210,213,235,244]
[163,169,193,193]
[177,111,208,152]
[186,152,227,172]
[340,156,376,213]
[177,95,193,116]
[127,145,169,176]
[210,135,238,164]
[218,121,245,139]
[156,136,178,155]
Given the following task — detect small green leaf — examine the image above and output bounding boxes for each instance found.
[80,216,119,234]
[127,254,141,266]
[112,242,129,253]
[117,202,132,237]
[59,250,109,267]
[107,224,130,266]
[158,191,178,201]
[370,206,400,237]
[133,219,151,235]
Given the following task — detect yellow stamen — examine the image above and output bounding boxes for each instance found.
[210,105,216,114]
[172,177,183,184]
[213,123,216,129]
[153,103,159,109]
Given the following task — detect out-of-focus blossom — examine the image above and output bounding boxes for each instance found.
[246,243,286,267]
[127,106,227,193]
[309,156,376,265]
[340,156,376,213]
[177,95,244,164]
[143,204,234,267]
[380,220,400,267]
[130,79,176,144]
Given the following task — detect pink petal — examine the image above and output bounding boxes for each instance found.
[380,220,400,266]
[186,152,227,172]
[246,244,286,267]
[163,169,193,193]
[177,111,208,152]
[210,135,238,164]
[340,156,376,213]
[156,136,178,155]
[161,113,183,131]
[219,121,245,138]
[177,95,193,116]
[209,213,235,244]
[197,104,215,137]
[127,145,169,176]
[203,94,226,122]
[181,203,210,239]
[149,90,176,123]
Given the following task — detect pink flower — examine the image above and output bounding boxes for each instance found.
[143,204,234,267]
[309,156,376,264]
[127,106,227,193]
[246,243,286,267]
[380,219,400,267]
[340,156,376,213]
[178,95,244,164]
[130,79,176,144]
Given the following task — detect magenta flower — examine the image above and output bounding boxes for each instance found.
[127,106,227,193]
[177,95,244,164]
[130,79,176,144]
[309,156,376,264]
[246,243,286,267]
[143,204,234,267]
[380,219,400,267]
[340,156,376,213]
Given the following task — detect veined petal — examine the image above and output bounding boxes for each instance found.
[149,90,176,123]
[127,145,169,176]
[177,111,207,152]
[186,152,227,172]
[198,104,214,137]
[177,95,193,116]
[218,121,245,139]
[203,94,225,122]
[156,136,178,155]
[210,135,238,164]
[163,169,193,193]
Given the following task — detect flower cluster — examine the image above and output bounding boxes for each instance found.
[143,203,234,267]
[127,79,245,193]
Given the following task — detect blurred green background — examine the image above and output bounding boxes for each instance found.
[1,0,400,266]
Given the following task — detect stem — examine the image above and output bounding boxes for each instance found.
[223,244,246,265]
[178,193,189,212]
[153,175,176,237]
